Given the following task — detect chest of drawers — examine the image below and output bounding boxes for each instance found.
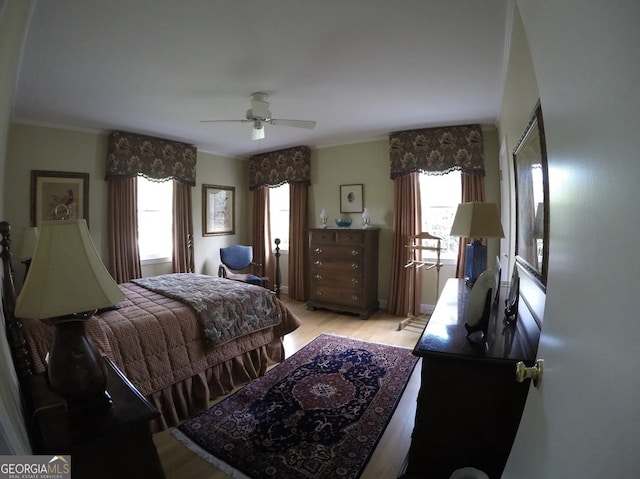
[399,278,541,479]
[306,228,379,318]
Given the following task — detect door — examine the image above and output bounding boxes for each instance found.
[503,2,640,477]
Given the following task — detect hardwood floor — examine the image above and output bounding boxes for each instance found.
[153,296,424,479]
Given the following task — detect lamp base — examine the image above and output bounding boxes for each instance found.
[464,240,487,286]
[46,315,112,413]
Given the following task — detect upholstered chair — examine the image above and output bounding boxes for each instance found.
[218,245,268,287]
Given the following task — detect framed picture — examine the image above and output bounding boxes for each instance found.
[202,184,235,236]
[30,170,90,227]
[339,184,364,213]
[513,101,549,287]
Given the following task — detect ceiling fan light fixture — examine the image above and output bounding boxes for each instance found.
[252,123,265,140]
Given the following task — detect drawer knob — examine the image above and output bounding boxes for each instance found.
[314,247,323,254]
[351,294,359,301]
[350,249,360,256]
[351,278,359,285]
[314,260,323,266]
[351,263,360,270]
[314,274,323,281]
[316,291,323,297]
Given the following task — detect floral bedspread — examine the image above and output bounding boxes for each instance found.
[132,273,282,347]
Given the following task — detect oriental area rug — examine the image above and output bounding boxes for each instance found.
[172,333,419,479]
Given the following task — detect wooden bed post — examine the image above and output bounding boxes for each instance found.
[0,221,33,380]
[187,233,195,273]
[274,238,281,298]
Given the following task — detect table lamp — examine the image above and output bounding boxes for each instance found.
[15,219,124,412]
[450,202,504,286]
[18,226,39,279]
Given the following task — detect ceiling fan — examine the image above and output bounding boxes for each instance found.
[201,92,316,140]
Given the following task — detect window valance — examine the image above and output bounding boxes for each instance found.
[389,124,484,178]
[248,146,311,190]
[106,131,197,186]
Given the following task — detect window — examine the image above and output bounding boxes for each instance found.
[137,176,173,262]
[419,171,461,261]
[269,183,290,252]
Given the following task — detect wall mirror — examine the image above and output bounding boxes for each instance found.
[513,101,549,287]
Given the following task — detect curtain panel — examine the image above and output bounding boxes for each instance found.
[106,131,197,185]
[248,146,311,189]
[107,177,142,283]
[387,172,422,317]
[288,183,308,301]
[389,124,484,178]
[172,181,194,273]
[252,186,272,284]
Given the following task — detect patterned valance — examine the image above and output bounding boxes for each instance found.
[248,146,311,190]
[106,131,197,186]
[389,124,484,178]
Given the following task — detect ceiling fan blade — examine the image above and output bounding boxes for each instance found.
[200,119,250,123]
[269,119,316,129]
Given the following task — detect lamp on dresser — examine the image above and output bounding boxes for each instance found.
[15,218,124,412]
[450,202,504,286]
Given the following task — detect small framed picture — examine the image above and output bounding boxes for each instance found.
[340,184,364,213]
[203,184,235,236]
[30,170,90,227]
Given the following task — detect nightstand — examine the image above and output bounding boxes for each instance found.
[29,357,166,479]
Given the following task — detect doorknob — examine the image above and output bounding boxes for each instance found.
[515,359,544,388]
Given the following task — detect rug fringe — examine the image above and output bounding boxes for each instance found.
[171,428,252,479]
[311,332,414,351]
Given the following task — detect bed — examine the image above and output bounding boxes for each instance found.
[0,220,300,432]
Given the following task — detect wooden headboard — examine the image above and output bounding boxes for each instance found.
[0,221,34,383]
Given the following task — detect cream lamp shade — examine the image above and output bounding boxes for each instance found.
[18,226,39,261]
[450,202,505,239]
[450,202,504,286]
[15,219,123,319]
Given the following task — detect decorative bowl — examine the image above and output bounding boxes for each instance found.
[335,218,352,228]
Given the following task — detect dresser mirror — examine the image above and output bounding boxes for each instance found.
[513,101,549,288]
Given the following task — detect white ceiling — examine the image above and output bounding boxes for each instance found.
[13,0,511,158]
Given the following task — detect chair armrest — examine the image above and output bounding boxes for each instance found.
[250,261,263,276]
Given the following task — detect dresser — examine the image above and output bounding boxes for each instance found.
[306,228,379,318]
[399,278,541,479]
